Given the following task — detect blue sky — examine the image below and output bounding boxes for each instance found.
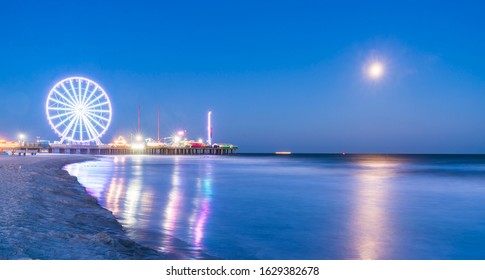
[1,1,484,153]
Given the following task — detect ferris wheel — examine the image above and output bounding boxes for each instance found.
[46,77,112,145]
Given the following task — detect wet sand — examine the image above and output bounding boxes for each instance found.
[0,155,174,260]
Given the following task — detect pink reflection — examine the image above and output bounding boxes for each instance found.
[105,156,128,216]
[162,187,181,232]
[189,178,212,249]
[106,177,125,216]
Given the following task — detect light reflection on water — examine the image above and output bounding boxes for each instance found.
[191,177,212,248]
[65,155,216,259]
[106,177,124,216]
[65,154,485,259]
[160,157,182,252]
[352,158,395,259]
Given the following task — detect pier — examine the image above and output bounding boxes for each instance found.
[5,144,237,156]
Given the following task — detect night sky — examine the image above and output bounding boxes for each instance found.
[1,1,484,153]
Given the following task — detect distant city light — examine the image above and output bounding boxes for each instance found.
[368,62,384,79]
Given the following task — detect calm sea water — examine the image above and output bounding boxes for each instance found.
[64,154,485,260]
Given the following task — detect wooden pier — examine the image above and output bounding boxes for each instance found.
[7,144,237,156]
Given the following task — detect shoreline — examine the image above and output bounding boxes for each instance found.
[64,155,220,260]
[0,155,178,260]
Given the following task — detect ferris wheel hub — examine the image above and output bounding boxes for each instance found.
[77,106,85,114]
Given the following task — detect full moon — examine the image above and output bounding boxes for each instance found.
[368,62,384,79]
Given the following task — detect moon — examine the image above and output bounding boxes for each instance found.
[368,62,384,79]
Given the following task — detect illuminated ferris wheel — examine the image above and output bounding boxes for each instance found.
[46,77,112,145]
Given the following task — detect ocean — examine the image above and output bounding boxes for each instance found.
[64,154,485,260]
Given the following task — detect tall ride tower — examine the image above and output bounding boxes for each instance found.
[207,111,212,146]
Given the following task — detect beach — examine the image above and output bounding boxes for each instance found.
[4,154,485,260]
[0,155,171,260]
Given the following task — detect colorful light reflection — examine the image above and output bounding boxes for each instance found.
[123,160,143,228]
[106,177,125,216]
[160,158,182,251]
[189,177,213,251]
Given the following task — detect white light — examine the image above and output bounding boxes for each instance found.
[198,138,203,143]
[177,130,185,137]
[18,134,25,140]
[131,143,144,150]
[173,136,181,143]
[368,62,384,79]
[136,135,142,142]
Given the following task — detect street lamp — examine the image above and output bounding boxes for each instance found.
[18,134,25,146]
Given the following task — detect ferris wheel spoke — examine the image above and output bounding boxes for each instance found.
[79,114,84,142]
[47,107,76,111]
[81,81,91,105]
[82,86,98,106]
[49,110,76,120]
[59,114,78,138]
[78,79,84,106]
[48,97,75,110]
[84,92,106,108]
[70,115,80,140]
[83,115,99,140]
[52,89,76,107]
[87,109,111,113]
[86,111,110,122]
[85,119,105,139]
[86,101,110,110]
[60,83,78,105]
[69,79,80,104]
[82,115,94,140]
[53,113,76,129]
[58,83,76,105]
[85,113,107,130]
